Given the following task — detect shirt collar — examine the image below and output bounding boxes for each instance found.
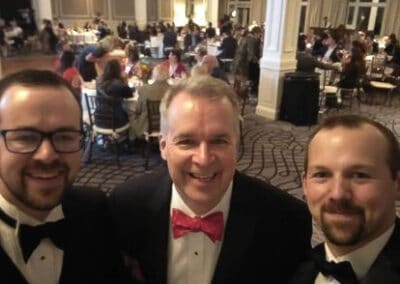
[0,191,64,226]
[325,224,395,279]
[170,181,233,225]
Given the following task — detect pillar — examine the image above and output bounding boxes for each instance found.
[256,0,301,120]
[135,0,147,27]
[31,0,53,27]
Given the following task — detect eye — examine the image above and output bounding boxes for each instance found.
[351,172,371,180]
[9,131,39,143]
[211,138,229,145]
[175,139,195,148]
[310,171,330,179]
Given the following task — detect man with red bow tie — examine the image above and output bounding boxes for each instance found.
[109,75,312,284]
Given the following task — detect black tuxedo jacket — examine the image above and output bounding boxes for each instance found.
[0,189,131,284]
[291,218,400,284]
[109,169,312,284]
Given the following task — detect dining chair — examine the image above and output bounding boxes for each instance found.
[143,99,161,170]
[83,91,130,167]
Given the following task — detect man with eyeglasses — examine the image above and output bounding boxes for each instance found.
[0,70,130,283]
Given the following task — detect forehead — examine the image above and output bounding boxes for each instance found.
[169,91,232,114]
[167,91,236,128]
[0,85,80,129]
[308,125,388,159]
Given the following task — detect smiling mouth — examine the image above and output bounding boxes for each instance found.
[26,171,64,180]
[189,173,217,181]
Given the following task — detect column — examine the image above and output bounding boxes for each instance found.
[206,0,219,29]
[256,0,301,120]
[135,0,147,27]
[32,0,53,27]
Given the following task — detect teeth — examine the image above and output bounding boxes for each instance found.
[191,173,214,180]
[28,173,60,179]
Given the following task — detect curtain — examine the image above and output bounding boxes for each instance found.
[381,0,400,36]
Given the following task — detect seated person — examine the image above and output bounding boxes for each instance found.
[130,64,169,140]
[95,59,133,129]
[296,35,340,73]
[5,19,24,50]
[162,48,188,79]
[337,46,366,89]
[193,44,207,66]
[123,44,150,81]
[201,55,230,84]
[57,50,82,98]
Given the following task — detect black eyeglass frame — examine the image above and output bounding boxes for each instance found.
[0,128,84,154]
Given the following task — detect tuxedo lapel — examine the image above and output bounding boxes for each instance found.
[141,174,172,284]
[212,172,257,283]
[291,243,323,284]
[362,218,400,284]
[0,245,28,283]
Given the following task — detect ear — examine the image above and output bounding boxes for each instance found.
[301,171,308,199]
[159,134,167,161]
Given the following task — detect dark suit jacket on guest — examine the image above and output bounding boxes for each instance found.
[0,189,131,284]
[217,36,238,59]
[109,169,312,284]
[291,218,400,284]
[296,52,338,73]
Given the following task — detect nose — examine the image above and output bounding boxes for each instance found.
[32,138,59,163]
[330,175,352,200]
[192,143,214,166]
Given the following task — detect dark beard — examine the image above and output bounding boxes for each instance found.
[320,199,365,246]
[0,160,71,212]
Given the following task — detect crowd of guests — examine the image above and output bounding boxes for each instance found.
[296,26,400,108]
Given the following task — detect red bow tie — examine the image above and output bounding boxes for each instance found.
[171,209,224,242]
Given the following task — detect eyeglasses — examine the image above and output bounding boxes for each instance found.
[0,129,84,154]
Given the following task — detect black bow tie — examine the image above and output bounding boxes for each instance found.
[313,253,358,284]
[0,207,66,262]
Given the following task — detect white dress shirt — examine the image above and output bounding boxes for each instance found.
[167,182,233,284]
[0,193,64,284]
[315,224,395,284]
[322,46,335,63]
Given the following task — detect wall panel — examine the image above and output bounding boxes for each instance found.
[147,0,158,22]
[59,0,90,17]
[111,0,135,20]
[160,0,172,19]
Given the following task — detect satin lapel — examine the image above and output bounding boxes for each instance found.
[212,172,257,283]
[0,245,28,283]
[142,174,172,284]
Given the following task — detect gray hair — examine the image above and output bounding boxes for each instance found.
[160,75,241,134]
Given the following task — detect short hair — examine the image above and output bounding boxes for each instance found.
[0,69,82,127]
[201,55,219,71]
[194,45,207,57]
[160,75,240,134]
[251,26,262,35]
[304,114,400,179]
